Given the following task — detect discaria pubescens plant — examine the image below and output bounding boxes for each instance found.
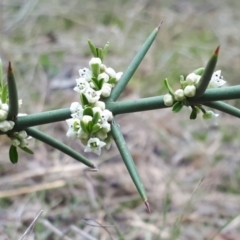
[1,23,240,212]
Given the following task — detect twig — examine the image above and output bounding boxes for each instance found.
[19,210,43,240]
[39,219,72,240]
[70,225,98,240]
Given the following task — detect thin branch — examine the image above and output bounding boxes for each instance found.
[19,210,43,240]
[204,101,240,118]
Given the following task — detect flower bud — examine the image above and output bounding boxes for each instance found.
[97,72,109,83]
[18,131,28,139]
[202,110,218,119]
[93,101,105,110]
[1,103,9,112]
[0,120,15,132]
[0,109,7,121]
[163,93,174,106]
[101,83,112,97]
[186,73,201,85]
[184,85,196,97]
[89,57,101,77]
[105,67,116,78]
[174,89,185,101]
[12,138,20,147]
[81,115,93,124]
[92,107,102,115]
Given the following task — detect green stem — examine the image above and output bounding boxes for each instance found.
[106,24,161,102]
[194,46,219,98]
[111,118,149,208]
[106,85,240,115]
[7,62,19,120]
[203,101,240,118]
[11,108,71,132]
[26,127,96,169]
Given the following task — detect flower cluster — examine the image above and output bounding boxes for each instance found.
[0,100,15,132]
[66,55,122,155]
[10,130,32,148]
[163,68,226,121]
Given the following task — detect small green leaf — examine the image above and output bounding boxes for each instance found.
[172,101,183,113]
[88,40,97,57]
[9,145,18,164]
[80,120,89,133]
[164,78,175,96]
[87,121,94,133]
[91,77,100,90]
[98,78,105,89]
[83,107,94,117]
[19,146,34,155]
[92,112,100,125]
[80,93,89,106]
[91,124,101,133]
[190,107,198,119]
[193,67,205,75]
[1,83,8,103]
[102,42,109,60]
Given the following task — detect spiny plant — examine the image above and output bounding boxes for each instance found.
[1,23,240,212]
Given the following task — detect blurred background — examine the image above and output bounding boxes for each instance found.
[0,0,240,239]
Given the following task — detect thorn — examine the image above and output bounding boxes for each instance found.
[144,200,151,213]
[157,21,163,30]
[214,46,220,55]
[8,61,12,72]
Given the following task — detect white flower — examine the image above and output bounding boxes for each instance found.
[101,109,113,122]
[18,99,22,108]
[84,88,101,104]
[97,72,109,83]
[0,120,15,132]
[209,70,226,88]
[116,72,123,82]
[66,118,80,139]
[184,85,196,97]
[163,93,174,106]
[105,67,116,78]
[93,101,105,110]
[84,137,106,155]
[0,109,7,121]
[70,102,83,119]
[79,68,92,81]
[101,83,112,97]
[73,78,90,93]
[1,103,9,112]
[174,89,185,101]
[186,73,201,85]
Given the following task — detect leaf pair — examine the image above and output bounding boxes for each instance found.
[88,40,109,61]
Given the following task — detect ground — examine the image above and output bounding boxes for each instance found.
[0,0,240,239]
